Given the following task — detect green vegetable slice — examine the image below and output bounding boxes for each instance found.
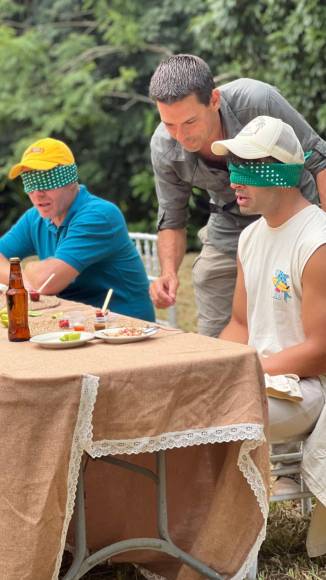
[59,332,81,342]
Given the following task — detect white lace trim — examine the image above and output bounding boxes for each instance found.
[86,423,264,458]
[238,436,269,520]
[52,373,99,580]
[233,436,268,579]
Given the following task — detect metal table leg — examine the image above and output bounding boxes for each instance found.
[63,450,224,579]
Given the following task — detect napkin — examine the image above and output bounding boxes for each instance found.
[264,373,303,402]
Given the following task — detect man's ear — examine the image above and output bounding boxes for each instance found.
[210,88,221,111]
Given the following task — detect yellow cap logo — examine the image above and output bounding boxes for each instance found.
[28,147,45,154]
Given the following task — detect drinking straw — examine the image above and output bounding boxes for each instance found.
[37,273,55,293]
[101,288,113,313]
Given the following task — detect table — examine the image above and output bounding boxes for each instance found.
[0,299,269,580]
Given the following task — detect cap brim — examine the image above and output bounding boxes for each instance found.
[211,141,230,156]
[9,160,58,179]
[211,138,270,160]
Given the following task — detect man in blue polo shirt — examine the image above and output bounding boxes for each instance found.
[0,137,155,321]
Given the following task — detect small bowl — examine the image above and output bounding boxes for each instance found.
[68,310,85,323]
[95,309,109,322]
[29,290,40,302]
[58,311,86,331]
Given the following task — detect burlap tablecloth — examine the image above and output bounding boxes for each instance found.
[0,299,269,580]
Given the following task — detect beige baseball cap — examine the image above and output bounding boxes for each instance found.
[211,116,304,164]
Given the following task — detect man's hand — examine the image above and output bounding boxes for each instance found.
[150,273,179,308]
[150,228,186,308]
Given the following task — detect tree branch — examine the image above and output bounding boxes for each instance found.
[103,91,154,108]
[60,43,172,73]
[2,19,97,30]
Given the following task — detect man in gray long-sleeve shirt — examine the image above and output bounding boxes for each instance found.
[149,54,326,336]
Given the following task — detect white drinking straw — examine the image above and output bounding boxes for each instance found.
[37,273,55,293]
[101,288,113,313]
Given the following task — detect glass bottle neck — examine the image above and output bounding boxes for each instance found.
[8,263,25,289]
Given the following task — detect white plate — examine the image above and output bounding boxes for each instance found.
[94,326,158,344]
[30,331,95,349]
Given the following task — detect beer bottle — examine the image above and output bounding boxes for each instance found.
[6,257,30,342]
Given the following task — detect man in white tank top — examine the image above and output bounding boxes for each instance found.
[212,116,326,556]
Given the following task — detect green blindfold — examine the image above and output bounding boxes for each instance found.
[228,160,304,188]
[22,163,78,194]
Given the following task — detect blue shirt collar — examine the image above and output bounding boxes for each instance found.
[45,185,88,233]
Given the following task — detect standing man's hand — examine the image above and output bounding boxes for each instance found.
[150,273,179,308]
[150,228,186,308]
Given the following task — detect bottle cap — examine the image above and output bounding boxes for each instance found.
[9,257,21,262]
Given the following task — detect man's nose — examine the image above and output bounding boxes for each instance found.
[176,125,187,142]
[230,183,245,190]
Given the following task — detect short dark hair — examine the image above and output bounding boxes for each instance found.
[149,54,215,106]
[227,153,283,165]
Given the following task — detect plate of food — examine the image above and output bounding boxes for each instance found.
[28,294,60,311]
[30,331,95,349]
[94,326,158,344]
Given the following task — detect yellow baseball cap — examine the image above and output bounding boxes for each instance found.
[9,137,75,179]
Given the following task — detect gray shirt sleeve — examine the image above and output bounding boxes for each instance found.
[151,143,192,231]
[266,87,326,175]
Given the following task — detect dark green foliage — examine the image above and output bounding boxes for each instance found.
[0,0,325,247]
[193,0,326,132]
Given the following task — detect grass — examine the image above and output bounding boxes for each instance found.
[61,252,326,579]
[258,502,326,579]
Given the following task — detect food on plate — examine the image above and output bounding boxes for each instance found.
[0,310,9,327]
[59,332,81,342]
[29,290,40,302]
[103,327,145,337]
[58,318,70,328]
